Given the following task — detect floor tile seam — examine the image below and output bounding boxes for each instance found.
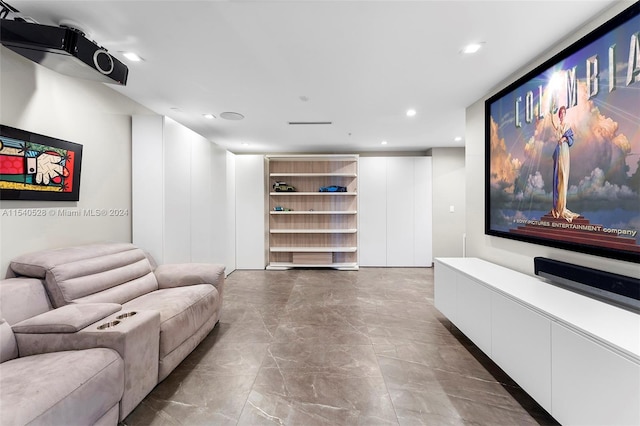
[176,369,265,377]
[358,311,443,321]
[275,320,367,328]
[373,346,403,426]
[253,368,384,379]
[376,355,514,390]
[257,306,278,340]
[266,343,377,348]
[278,320,450,330]
[136,400,230,424]
[147,395,234,415]
[443,392,534,416]
[357,306,437,314]
[272,324,373,345]
[132,399,184,425]
[430,366,511,386]
[273,322,370,328]
[365,321,459,332]
[274,392,400,424]
[367,336,459,348]
[225,288,295,296]
[236,339,278,426]
[387,388,533,424]
[376,353,433,369]
[393,409,464,425]
[245,399,287,426]
[246,395,380,426]
[362,323,451,334]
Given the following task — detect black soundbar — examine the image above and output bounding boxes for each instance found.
[534,257,639,313]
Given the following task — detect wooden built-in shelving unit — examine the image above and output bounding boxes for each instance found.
[266,154,358,270]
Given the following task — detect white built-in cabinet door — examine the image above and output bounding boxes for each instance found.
[386,157,416,266]
[359,156,432,267]
[132,115,228,267]
[234,155,266,269]
[132,116,164,264]
[455,273,492,355]
[491,291,552,412]
[163,119,192,263]
[359,157,387,266]
[552,322,640,426]
[413,158,432,264]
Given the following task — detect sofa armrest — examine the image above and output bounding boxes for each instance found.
[12,303,122,334]
[14,309,161,420]
[154,263,225,294]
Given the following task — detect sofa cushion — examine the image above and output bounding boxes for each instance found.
[122,284,219,358]
[0,348,124,425]
[0,278,51,325]
[0,318,18,362]
[9,243,158,307]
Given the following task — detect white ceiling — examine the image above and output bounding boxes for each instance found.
[8,0,617,154]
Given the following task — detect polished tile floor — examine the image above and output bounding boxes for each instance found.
[124,268,559,425]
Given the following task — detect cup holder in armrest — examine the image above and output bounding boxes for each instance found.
[116,311,137,320]
[97,320,121,330]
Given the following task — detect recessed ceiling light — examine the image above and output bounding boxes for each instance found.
[454,136,463,142]
[203,114,215,119]
[381,140,388,145]
[220,112,245,121]
[241,142,249,146]
[122,52,143,62]
[406,109,416,117]
[461,43,484,54]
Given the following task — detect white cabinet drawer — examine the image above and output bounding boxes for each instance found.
[456,274,492,355]
[492,292,552,412]
[551,322,640,426]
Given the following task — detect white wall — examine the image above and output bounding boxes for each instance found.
[464,2,638,278]
[431,148,465,258]
[0,47,153,274]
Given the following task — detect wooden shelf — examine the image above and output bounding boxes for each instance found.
[267,262,359,270]
[270,173,357,177]
[266,155,357,162]
[267,154,358,269]
[270,246,357,252]
[270,192,356,196]
[270,228,357,234]
[270,210,357,215]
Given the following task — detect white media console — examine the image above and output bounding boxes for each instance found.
[434,257,639,426]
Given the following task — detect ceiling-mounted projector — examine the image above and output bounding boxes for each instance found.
[0,19,128,85]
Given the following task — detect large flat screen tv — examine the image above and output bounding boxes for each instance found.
[485,3,640,264]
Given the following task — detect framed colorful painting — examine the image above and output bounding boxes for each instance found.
[0,125,83,201]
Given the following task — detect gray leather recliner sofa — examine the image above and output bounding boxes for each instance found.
[1,277,125,425]
[0,242,225,424]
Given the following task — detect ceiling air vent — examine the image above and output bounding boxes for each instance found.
[288,122,332,125]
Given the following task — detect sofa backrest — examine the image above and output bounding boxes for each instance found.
[0,317,18,362]
[8,243,159,308]
[0,278,52,324]
[0,277,52,362]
